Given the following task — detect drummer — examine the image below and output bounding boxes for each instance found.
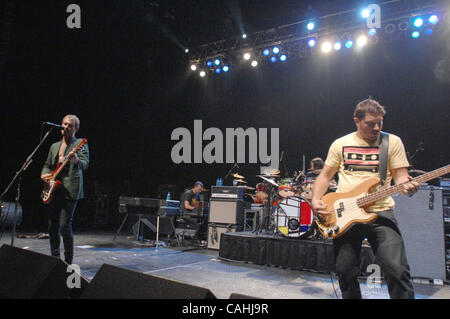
[301,158,337,199]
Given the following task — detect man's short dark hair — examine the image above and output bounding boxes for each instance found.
[194,181,204,188]
[353,98,386,120]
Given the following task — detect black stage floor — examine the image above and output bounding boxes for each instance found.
[1,230,449,299]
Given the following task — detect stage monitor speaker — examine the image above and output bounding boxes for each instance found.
[209,199,244,225]
[393,187,446,281]
[0,245,88,298]
[81,263,217,299]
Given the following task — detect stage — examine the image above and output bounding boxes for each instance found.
[1,230,449,299]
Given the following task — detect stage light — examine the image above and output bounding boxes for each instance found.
[368,28,376,36]
[357,35,367,47]
[413,17,423,28]
[251,60,258,67]
[307,22,315,31]
[272,46,280,54]
[263,49,270,56]
[280,54,287,62]
[321,41,332,53]
[270,56,277,63]
[308,39,316,47]
[361,8,370,18]
[345,40,353,48]
[425,28,433,35]
[214,58,221,66]
[334,41,342,51]
[243,52,251,60]
[242,34,247,39]
[206,60,213,67]
[411,31,420,38]
[199,71,206,77]
[222,65,229,72]
[190,65,197,71]
[185,48,189,53]
[429,15,439,25]
[215,68,221,74]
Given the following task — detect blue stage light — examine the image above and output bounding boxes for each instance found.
[280,54,287,62]
[411,31,420,38]
[222,65,229,72]
[215,68,221,74]
[361,9,370,18]
[206,60,213,67]
[270,56,277,63]
[272,46,280,54]
[308,39,316,47]
[425,28,433,35]
[368,28,376,36]
[263,49,270,56]
[214,58,221,66]
[413,17,423,28]
[307,22,315,31]
[345,40,353,48]
[429,15,439,25]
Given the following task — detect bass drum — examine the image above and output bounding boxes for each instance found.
[275,196,314,238]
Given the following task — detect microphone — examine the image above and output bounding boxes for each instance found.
[43,122,64,129]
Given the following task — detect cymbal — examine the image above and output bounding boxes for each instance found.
[243,186,255,191]
[232,173,245,179]
[256,175,279,187]
[234,179,247,184]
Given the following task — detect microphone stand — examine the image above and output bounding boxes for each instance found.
[223,162,239,185]
[0,127,55,246]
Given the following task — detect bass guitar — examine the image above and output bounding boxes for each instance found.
[41,138,87,204]
[316,164,450,238]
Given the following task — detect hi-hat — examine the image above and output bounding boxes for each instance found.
[232,173,245,179]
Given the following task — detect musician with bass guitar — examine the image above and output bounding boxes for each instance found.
[312,98,419,299]
[40,114,89,265]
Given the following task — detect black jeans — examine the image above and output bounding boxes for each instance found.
[333,210,415,299]
[48,196,78,265]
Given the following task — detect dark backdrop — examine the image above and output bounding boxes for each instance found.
[0,0,448,230]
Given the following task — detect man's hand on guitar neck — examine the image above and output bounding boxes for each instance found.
[392,167,420,197]
[41,173,52,183]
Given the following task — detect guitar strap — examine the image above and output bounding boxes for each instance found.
[379,131,389,186]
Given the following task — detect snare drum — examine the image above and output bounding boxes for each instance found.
[275,196,314,238]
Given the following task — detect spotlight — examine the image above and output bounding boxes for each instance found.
[206,60,213,67]
[199,71,206,77]
[185,48,189,53]
[215,68,221,74]
[361,8,370,18]
[251,60,258,67]
[413,17,423,28]
[242,34,247,39]
[368,28,376,36]
[307,22,315,31]
[222,65,229,72]
[345,40,353,48]
[429,15,439,25]
[272,46,280,54]
[270,56,277,63]
[308,39,316,47]
[263,49,270,56]
[280,54,287,62]
[398,21,409,31]
[425,28,433,35]
[334,42,342,51]
[214,58,221,66]
[321,41,332,53]
[243,52,251,60]
[190,64,197,71]
[356,35,367,47]
[411,31,420,38]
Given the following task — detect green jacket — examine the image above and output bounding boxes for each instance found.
[41,137,89,200]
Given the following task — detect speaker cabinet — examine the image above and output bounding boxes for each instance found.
[81,263,216,299]
[209,199,244,225]
[393,187,446,281]
[207,223,242,250]
[0,245,88,298]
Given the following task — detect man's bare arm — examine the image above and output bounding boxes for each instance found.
[311,165,338,215]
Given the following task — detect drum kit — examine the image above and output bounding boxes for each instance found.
[234,170,335,239]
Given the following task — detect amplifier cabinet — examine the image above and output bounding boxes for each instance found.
[393,187,446,281]
[207,223,243,250]
[209,199,244,225]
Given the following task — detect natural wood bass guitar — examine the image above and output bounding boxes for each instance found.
[316,164,450,238]
[41,139,87,204]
